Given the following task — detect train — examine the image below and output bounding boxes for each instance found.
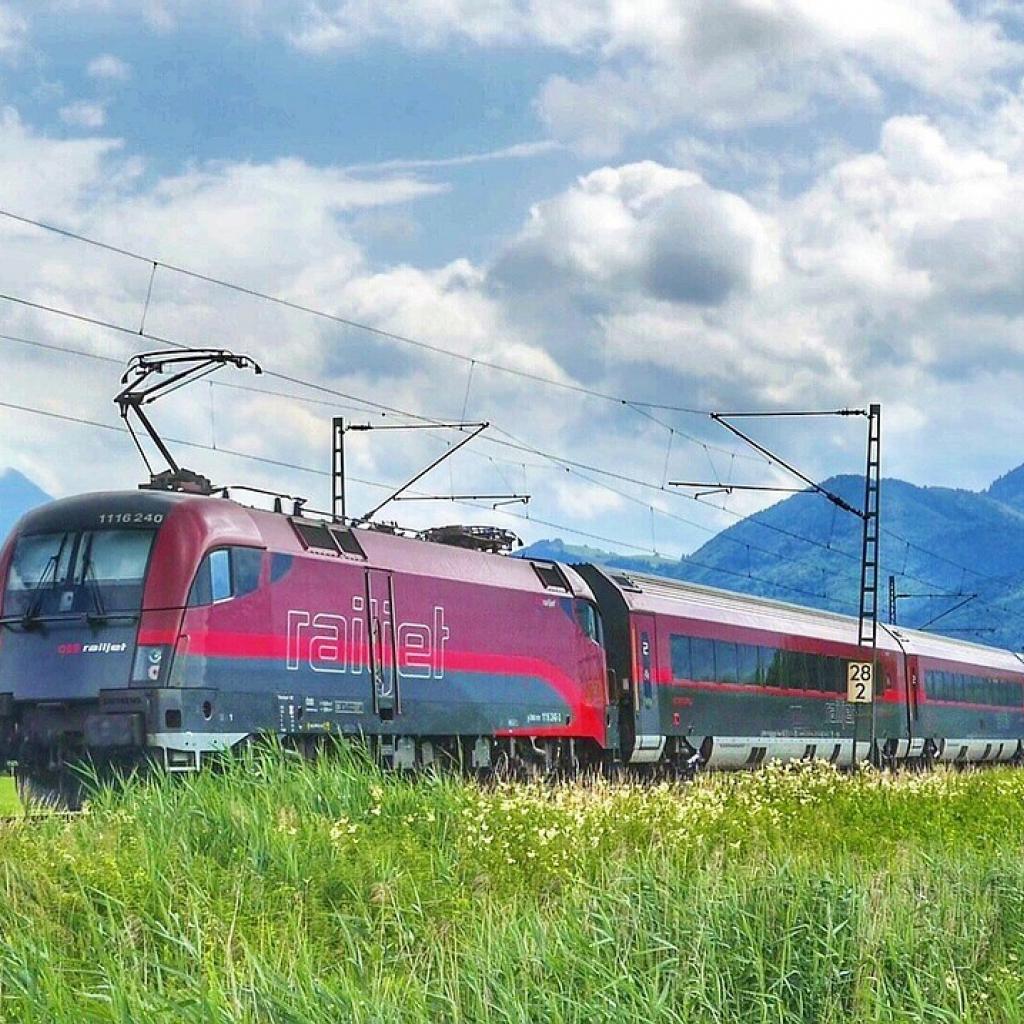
[1,487,1023,804]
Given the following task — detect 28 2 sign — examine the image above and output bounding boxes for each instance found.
[846,662,874,704]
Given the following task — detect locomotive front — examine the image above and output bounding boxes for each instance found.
[0,490,208,802]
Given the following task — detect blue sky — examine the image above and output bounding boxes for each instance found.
[15,9,588,263]
[3,1,1024,557]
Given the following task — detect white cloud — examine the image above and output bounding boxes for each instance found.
[495,161,780,307]
[276,1,1024,154]
[86,53,131,80]
[58,100,106,128]
[536,0,1022,152]
[0,108,125,215]
[340,140,561,175]
[0,4,27,55]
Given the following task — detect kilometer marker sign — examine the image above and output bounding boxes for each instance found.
[847,662,874,704]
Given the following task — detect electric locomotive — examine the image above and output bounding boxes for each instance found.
[2,487,1023,804]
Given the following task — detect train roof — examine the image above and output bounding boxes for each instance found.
[5,490,594,600]
[594,567,1024,673]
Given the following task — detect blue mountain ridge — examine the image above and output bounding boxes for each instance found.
[0,469,50,543]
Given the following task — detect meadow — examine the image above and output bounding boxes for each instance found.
[1,752,1024,1022]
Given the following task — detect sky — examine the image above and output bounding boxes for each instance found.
[2,1,1024,559]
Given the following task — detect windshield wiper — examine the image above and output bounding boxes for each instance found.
[80,542,109,625]
[21,553,60,628]
[0,611,139,629]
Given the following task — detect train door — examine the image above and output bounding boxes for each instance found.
[905,652,919,726]
[364,569,399,721]
[630,613,664,763]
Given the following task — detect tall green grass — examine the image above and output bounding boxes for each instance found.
[1,752,1024,1021]
[0,778,18,817]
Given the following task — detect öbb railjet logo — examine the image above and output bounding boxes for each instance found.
[287,599,450,679]
[57,642,129,655]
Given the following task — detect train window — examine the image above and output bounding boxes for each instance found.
[715,641,739,683]
[778,650,809,690]
[291,520,338,554]
[330,528,366,559]
[762,647,782,688]
[532,563,570,592]
[825,657,844,693]
[232,548,262,598]
[189,547,262,607]
[6,532,75,590]
[210,550,232,603]
[75,530,154,585]
[806,654,824,692]
[808,654,826,693]
[690,638,716,682]
[574,601,601,643]
[736,644,760,684]
[796,652,814,691]
[670,636,692,680]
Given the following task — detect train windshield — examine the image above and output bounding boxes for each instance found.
[4,529,155,617]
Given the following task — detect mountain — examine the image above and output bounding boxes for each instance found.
[521,466,1024,652]
[987,465,1024,513]
[0,469,51,542]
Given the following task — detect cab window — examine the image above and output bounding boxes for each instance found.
[573,600,602,644]
[189,547,263,606]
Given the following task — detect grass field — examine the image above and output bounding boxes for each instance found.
[2,752,1024,1021]
[0,777,19,817]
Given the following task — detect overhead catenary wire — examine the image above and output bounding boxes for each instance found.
[0,207,725,420]
[0,318,1012,620]
[0,396,837,603]
[0,390,1017,629]
[0,322,835,585]
[0,282,1017,629]
[0,297,859,549]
